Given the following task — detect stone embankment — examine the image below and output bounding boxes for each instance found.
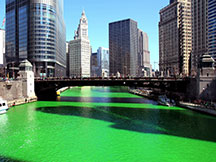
[0,80,37,107]
[129,87,216,116]
[178,102,216,116]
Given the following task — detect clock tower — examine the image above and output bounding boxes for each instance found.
[74,10,89,40]
[70,10,91,78]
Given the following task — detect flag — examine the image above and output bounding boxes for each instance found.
[2,17,5,27]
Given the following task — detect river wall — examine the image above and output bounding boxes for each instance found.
[0,80,37,107]
[186,78,216,102]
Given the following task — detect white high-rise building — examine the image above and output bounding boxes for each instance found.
[69,10,91,77]
[97,47,109,77]
[138,29,152,77]
[0,29,5,65]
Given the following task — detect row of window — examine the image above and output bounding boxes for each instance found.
[208,40,216,45]
[29,55,55,60]
[209,48,216,52]
[33,11,56,20]
[32,7,56,14]
[208,31,216,36]
[32,3,56,13]
[33,25,55,31]
[208,28,216,33]
[34,42,55,46]
[33,50,55,54]
[34,21,55,27]
[208,20,216,26]
[208,5,216,13]
[34,30,55,35]
[33,38,55,42]
[34,46,55,50]
[34,17,55,23]
[34,33,55,39]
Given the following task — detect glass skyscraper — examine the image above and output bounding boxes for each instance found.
[90,47,109,77]
[109,19,138,77]
[208,0,216,61]
[6,0,66,77]
[97,47,109,77]
[0,29,5,65]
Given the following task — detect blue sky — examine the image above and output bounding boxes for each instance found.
[0,0,169,69]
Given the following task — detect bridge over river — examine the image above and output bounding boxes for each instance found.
[35,77,191,100]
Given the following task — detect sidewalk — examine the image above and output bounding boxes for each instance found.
[178,102,216,116]
[8,96,37,108]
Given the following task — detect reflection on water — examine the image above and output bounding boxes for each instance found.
[0,114,8,130]
[0,86,216,162]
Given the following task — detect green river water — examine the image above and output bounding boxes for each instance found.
[0,86,216,162]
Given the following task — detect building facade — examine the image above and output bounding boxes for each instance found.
[191,0,216,75]
[138,29,152,77]
[91,52,98,77]
[6,0,66,77]
[0,29,5,65]
[109,19,138,77]
[159,0,192,76]
[191,0,208,75]
[66,41,69,77]
[69,11,91,78]
[97,47,109,77]
[207,0,216,62]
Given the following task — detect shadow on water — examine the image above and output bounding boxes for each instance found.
[60,97,158,104]
[0,156,27,162]
[36,105,216,143]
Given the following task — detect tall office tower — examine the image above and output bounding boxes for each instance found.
[97,47,109,77]
[6,0,66,77]
[109,19,138,77]
[159,0,192,76]
[0,29,5,65]
[207,0,216,61]
[69,10,91,78]
[138,29,151,77]
[91,52,98,77]
[191,0,208,75]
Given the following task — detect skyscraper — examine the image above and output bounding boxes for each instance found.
[191,0,216,75]
[6,0,66,77]
[207,0,216,61]
[90,47,109,77]
[109,19,138,77]
[191,0,208,75]
[97,47,109,77]
[69,11,91,78]
[91,52,98,77]
[0,29,5,65]
[159,0,192,76]
[138,29,151,77]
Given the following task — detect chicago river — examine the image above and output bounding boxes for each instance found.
[0,86,216,162]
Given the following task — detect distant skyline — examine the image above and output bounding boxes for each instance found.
[0,0,170,69]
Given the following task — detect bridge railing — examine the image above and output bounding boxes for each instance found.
[35,76,188,82]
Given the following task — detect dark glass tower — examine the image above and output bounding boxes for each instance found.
[109,19,138,77]
[6,0,66,77]
[208,0,216,61]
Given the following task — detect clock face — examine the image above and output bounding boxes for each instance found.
[82,19,86,23]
